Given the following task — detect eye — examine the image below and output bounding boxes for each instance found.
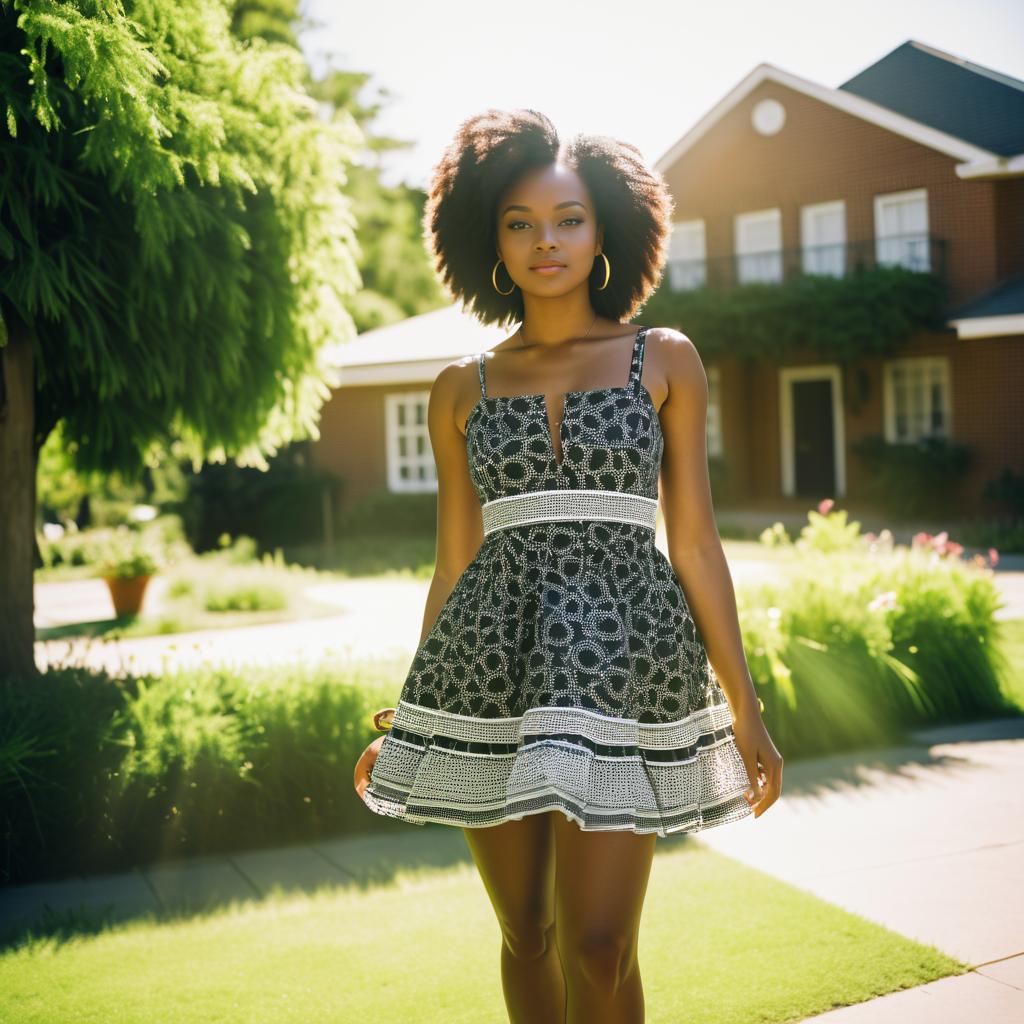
[506,217,584,230]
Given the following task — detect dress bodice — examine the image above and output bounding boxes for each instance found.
[465,326,663,504]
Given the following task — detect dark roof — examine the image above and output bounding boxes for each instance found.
[839,40,1024,156]
[946,274,1024,319]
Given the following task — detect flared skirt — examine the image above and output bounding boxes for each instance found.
[360,519,755,837]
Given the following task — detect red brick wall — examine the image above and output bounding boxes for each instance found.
[309,383,433,511]
[660,80,1003,308]
[663,79,1023,514]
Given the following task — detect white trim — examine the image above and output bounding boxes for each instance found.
[384,390,437,493]
[947,314,1024,339]
[394,696,734,731]
[330,358,457,388]
[882,356,952,443]
[778,365,846,497]
[652,63,1015,179]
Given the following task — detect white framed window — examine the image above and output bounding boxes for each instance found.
[667,220,706,290]
[874,188,930,272]
[735,208,782,283]
[801,200,846,278]
[385,391,437,492]
[882,357,951,443]
[706,365,723,456]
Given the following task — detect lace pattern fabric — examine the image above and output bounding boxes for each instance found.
[361,325,754,836]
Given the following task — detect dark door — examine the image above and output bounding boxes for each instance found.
[792,379,835,497]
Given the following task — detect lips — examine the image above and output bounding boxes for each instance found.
[531,261,566,269]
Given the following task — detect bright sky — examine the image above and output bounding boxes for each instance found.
[298,0,1023,191]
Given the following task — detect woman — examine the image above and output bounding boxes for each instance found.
[356,108,783,1024]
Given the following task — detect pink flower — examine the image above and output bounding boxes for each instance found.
[868,590,898,611]
[988,547,1000,567]
[817,498,835,516]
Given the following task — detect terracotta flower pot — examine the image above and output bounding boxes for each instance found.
[103,574,153,617]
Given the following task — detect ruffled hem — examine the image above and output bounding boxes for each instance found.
[360,699,755,838]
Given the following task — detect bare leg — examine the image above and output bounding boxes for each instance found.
[552,813,657,1024]
[462,811,566,1024]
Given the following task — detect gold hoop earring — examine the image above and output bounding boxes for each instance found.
[492,258,515,296]
[595,252,610,291]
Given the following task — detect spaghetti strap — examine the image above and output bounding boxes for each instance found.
[477,352,488,397]
[628,327,649,388]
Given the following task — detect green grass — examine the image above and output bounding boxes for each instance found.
[0,839,965,1024]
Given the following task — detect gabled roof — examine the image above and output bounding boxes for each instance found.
[839,41,1024,158]
[654,41,1023,180]
[320,300,510,386]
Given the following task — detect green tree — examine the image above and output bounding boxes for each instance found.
[304,63,445,329]
[234,0,446,328]
[0,0,363,677]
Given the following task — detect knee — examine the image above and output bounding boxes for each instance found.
[568,930,638,991]
[500,917,557,961]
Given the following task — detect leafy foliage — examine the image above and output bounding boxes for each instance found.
[643,264,949,363]
[0,0,363,476]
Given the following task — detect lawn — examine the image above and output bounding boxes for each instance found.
[0,835,964,1024]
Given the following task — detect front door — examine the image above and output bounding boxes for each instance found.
[791,378,835,497]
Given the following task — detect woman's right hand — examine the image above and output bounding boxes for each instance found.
[354,734,388,802]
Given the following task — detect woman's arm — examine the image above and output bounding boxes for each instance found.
[652,327,783,816]
[415,358,485,647]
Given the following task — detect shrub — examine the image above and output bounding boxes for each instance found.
[0,659,403,885]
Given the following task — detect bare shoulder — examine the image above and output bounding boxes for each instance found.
[432,352,487,437]
[645,327,707,407]
[437,351,482,385]
[639,327,705,407]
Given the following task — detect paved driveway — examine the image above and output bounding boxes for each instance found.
[34,550,1023,676]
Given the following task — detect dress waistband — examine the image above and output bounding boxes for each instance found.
[481,489,659,537]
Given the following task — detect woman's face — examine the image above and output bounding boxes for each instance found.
[495,162,603,296]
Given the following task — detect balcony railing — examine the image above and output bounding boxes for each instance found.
[665,234,946,292]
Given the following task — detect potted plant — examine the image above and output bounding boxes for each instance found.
[98,527,163,617]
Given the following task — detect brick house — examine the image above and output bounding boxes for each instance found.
[311,40,1023,520]
[651,38,1023,515]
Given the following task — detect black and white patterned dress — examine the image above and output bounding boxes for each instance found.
[361,326,754,836]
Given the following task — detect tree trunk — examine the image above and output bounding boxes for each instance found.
[0,312,37,680]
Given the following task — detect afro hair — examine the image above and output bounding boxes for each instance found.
[423,108,675,327]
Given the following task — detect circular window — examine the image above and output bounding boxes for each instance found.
[752,98,786,136]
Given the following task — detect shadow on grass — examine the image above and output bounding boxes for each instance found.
[36,615,140,641]
[3,714,1023,954]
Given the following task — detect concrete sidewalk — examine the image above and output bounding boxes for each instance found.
[697,715,1024,1021]
[2,716,1022,1021]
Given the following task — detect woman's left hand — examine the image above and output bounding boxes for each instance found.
[731,704,783,818]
